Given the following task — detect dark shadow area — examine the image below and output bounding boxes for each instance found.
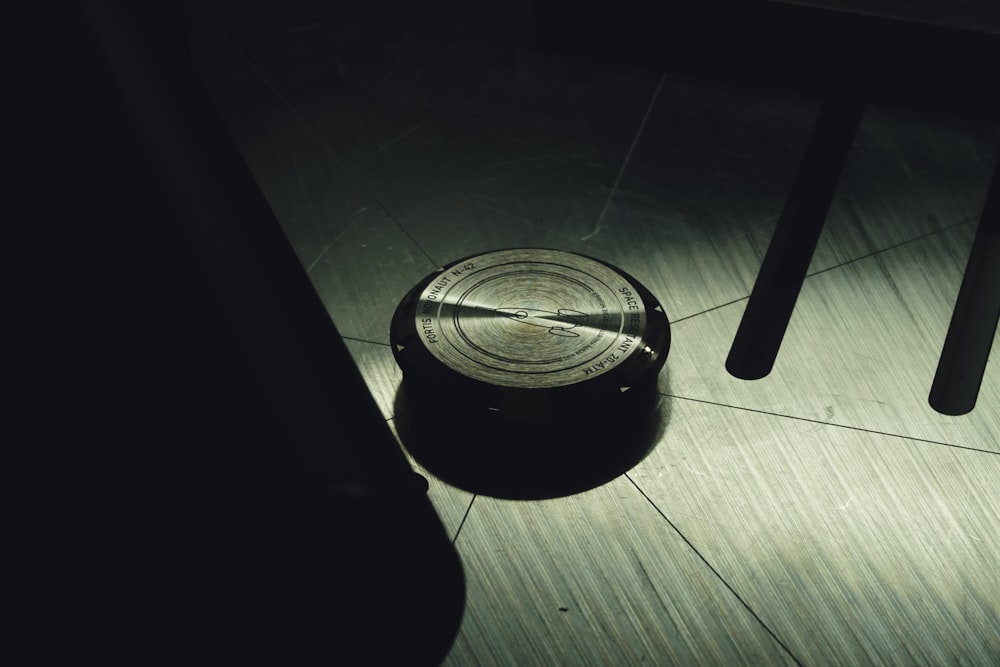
[533,0,1000,119]
[7,2,463,664]
[393,378,670,500]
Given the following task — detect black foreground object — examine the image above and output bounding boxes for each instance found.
[390,249,670,499]
[7,2,463,665]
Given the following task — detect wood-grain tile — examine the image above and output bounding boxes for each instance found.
[629,399,1000,665]
[665,222,999,451]
[445,476,798,666]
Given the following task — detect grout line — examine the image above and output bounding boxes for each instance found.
[342,335,392,347]
[661,393,1000,455]
[803,216,978,279]
[623,473,806,667]
[669,216,979,326]
[189,1,440,269]
[671,296,750,325]
[581,72,667,242]
[451,495,478,545]
[386,413,474,546]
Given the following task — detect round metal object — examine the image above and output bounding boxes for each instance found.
[390,248,670,422]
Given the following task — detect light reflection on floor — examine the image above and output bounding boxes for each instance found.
[189,2,1000,664]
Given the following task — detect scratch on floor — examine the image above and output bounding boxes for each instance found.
[835,495,856,511]
[457,191,586,244]
[374,114,442,154]
[306,243,333,274]
[581,72,666,242]
[481,155,559,170]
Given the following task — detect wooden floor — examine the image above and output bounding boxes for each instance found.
[187,2,1000,664]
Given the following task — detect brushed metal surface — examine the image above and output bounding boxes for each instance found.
[400,248,659,388]
[188,1,1000,664]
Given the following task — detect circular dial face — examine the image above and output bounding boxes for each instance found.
[414,249,650,388]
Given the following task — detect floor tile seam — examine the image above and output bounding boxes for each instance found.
[659,393,999,455]
[669,216,978,326]
[623,472,806,667]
